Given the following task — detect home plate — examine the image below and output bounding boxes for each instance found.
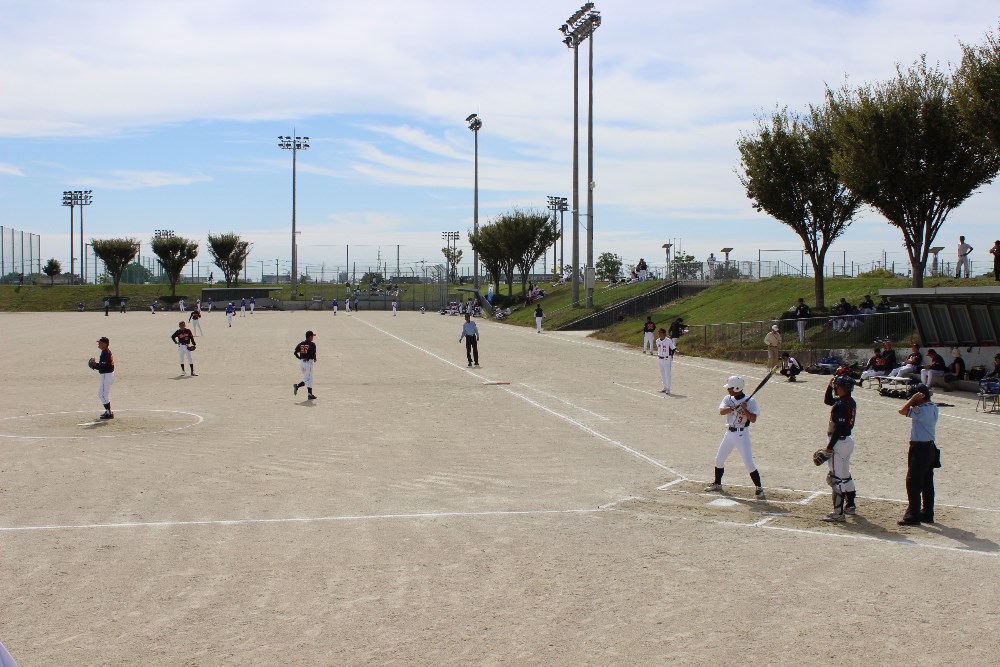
[708,498,740,507]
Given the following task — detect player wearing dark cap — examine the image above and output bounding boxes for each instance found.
[170,321,197,376]
[819,374,858,522]
[293,330,318,400]
[89,336,116,420]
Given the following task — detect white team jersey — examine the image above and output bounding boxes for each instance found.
[655,337,676,358]
[720,395,760,428]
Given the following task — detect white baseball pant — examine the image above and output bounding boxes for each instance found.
[98,372,115,405]
[828,436,856,494]
[658,356,672,392]
[714,430,757,472]
[227,311,233,326]
[643,332,654,354]
[178,344,193,366]
[300,359,314,387]
[536,316,543,332]
[192,319,203,336]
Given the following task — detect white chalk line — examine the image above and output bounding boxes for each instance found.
[613,382,671,399]
[355,317,684,477]
[0,507,603,533]
[519,383,609,421]
[0,409,205,440]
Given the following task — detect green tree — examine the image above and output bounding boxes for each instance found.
[738,105,861,309]
[91,238,140,296]
[121,261,155,284]
[42,258,61,285]
[441,247,463,283]
[207,233,252,288]
[468,224,506,296]
[595,252,623,281]
[151,235,199,296]
[505,210,560,296]
[828,57,1000,287]
[956,23,1000,151]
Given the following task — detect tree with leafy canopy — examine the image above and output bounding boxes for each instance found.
[595,252,623,281]
[956,23,1000,152]
[828,57,1000,288]
[738,104,861,309]
[500,209,560,297]
[468,224,505,296]
[42,258,61,285]
[121,262,155,285]
[207,233,252,288]
[91,238,140,296]
[151,235,199,296]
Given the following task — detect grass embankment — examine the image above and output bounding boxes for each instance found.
[498,279,672,330]
[591,275,995,352]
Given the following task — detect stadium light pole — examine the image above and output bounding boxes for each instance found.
[61,191,75,282]
[442,230,460,285]
[278,131,309,299]
[547,195,568,276]
[560,3,599,306]
[466,113,482,289]
[77,190,92,284]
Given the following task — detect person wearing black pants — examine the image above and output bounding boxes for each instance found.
[460,313,479,367]
[898,383,940,525]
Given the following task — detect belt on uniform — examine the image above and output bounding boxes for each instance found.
[728,426,746,432]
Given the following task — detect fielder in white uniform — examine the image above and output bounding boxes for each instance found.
[392,300,398,316]
[249,296,255,314]
[655,328,676,393]
[641,317,656,354]
[705,375,766,500]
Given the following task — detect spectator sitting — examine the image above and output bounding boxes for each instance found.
[504,307,512,317]
[875,295,892,312]
[859,294,876,313]
[880,340,898,370]
[888,343,922,379]
[830,298,852,332]
[942,349,966,391]
[982,353,1000,381]
[779,352,803,382]
[858,347,890,387]
[636,258,648,281]
[919,349,947,388]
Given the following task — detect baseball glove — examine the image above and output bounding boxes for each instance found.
[187,344,196,351]
[812,448,831,466]
[88,357,98,370]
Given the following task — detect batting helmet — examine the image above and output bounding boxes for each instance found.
[833,375,855,392]
[723,376,745,392]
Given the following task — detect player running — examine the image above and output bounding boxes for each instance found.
[293,330,318,400]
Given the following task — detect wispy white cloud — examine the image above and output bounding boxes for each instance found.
[77,170,212,190]
[0,163,23,176]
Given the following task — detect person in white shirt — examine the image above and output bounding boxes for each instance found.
[956,235,974,278]
[654,328,677,393]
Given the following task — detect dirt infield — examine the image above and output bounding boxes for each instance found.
[1,310,999,665]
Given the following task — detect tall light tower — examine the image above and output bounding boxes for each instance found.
[560,3,600,307]
[466,113,482,289]
[61,191,75,282]
[278,131,309,299]
[442,230,460,285]
[77,190,93,284]
[547,195,568,276]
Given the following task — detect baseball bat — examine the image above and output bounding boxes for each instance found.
[746,364,780,400]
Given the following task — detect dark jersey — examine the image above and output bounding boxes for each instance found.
[294,340,317,361]
[881,349,898,368]
[171,328,194,346]
[824,386,856,441]
[668,321,684,338]
[643,321,656,334]
[96,348,115,373]
[535,306,543,317]
[793,303,811,318]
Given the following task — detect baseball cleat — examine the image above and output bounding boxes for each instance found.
[704,483,722,492]
[897,517,921,526]
[845,505,857,514]
[754,487,766,501]
[823,512,846,522]
[293,383,299,396]
[99,412,114,420]
[307,394,317,400]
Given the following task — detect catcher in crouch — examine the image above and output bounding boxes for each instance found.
[814,375,858,522]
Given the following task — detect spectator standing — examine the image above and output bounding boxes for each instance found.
[707,253,717,278]
[897,384,940,526]
[956,235,974,278]
[119,298,127,314]
[763,324,782,368]
[104,297,110,316]
[636,258,648,281]
[792,298,810,342]
[534,304,544,333]
[460,313,480,367]
[641,317,656,355]
[990,240,1000,282]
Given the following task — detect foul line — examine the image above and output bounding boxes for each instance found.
[0,508,603,534]
[520,383,609,421]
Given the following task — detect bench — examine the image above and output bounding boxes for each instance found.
[976,391,1000,413]
[871,376,912,391]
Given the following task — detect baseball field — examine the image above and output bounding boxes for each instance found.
[1,309,998,665]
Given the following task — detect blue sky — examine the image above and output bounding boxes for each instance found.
[1,0,999,279]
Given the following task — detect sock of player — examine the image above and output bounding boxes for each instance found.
[749,469,762,488]
[846,491,856,507]
[713,467,724,485]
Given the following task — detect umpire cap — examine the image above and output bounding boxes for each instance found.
[908,383,932,399]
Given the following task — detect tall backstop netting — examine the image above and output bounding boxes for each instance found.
[0,226,42,282]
